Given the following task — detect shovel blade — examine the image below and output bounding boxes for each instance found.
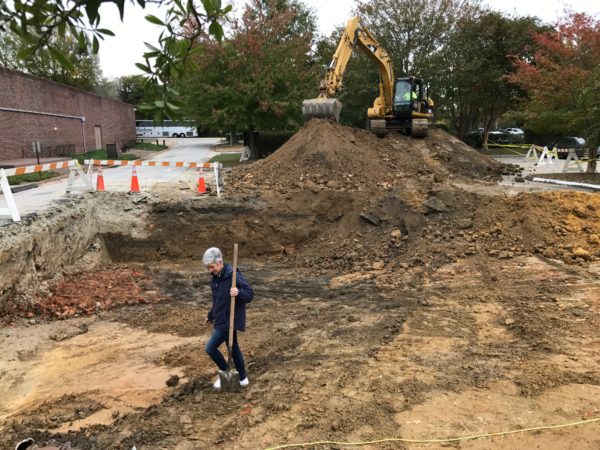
[218,369,241,393]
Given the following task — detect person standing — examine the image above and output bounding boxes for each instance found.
[202,247,254,389]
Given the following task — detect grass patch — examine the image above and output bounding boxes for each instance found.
[209,152,242,167]
[73,149,139,164]
[134,142,168,151]
[8,171,60,185]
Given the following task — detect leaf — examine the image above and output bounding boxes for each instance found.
[144,42,161,53]
[16,45,38,60]
[85,0,102,24]
[143,51,161,58]
[92,35,99,54]
[154,100,166,107]
[208,21,223,41]
[76,31,87,50]
[135,62,152,73]
[115,0,126,21]
[138,102,157,111]
[97,28,115,37]
[145,15,166,26]
[201,0,216,15]
[48,47,75,70]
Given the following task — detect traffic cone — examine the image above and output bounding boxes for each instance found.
[96,164,105,191]
[197,168,206,195]
[130,165,140,193]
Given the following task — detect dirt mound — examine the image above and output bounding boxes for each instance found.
[229,119,516,196]
[220,120,597,272]
[298,189,600,276]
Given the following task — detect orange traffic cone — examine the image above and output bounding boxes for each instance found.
[130,165,140,193]
[197,168,206,195]
[96,164,105,191]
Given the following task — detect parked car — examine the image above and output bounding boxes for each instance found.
[549,136,587,158]
[488,130,508,144]
[504,127,524,135]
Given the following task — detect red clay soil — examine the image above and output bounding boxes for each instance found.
[1,268,168,325]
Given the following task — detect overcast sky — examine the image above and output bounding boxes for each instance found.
[98,0,600,79]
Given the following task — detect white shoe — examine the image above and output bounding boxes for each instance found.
[213,377,221,389]
[240,377,249,387]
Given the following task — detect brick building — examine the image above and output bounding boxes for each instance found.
[0,67,136,161]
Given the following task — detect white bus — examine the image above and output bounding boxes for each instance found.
[135,120,198,138]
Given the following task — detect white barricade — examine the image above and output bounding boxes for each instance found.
[537,146,558,166]
[1,159,80,223]
[0,169,21,222]
[562,150,584,173]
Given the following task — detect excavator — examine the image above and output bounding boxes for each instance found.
[302,17,434,137]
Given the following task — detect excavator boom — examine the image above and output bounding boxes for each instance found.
[302,17,394,123]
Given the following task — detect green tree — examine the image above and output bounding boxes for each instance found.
[443,12,542,148]
[0,0,231,120]
[355,0,481,78]
[179,0,317,133]
[116,75,148,107]
[0,29,103,91]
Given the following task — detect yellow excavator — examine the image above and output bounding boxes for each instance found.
[302,17,434,137]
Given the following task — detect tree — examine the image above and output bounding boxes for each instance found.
[355,0,481,79]
[509,13,600,172]
[442,12,542,148]
[0,0,231,120]
[179,0,317,133]
[0,29,103,91]
[116,75,148,107]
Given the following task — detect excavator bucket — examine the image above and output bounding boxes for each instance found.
[302,98,342,123]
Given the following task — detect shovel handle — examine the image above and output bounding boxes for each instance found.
[228,244,238,351]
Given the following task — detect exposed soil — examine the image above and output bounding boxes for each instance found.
[1,120,599,449]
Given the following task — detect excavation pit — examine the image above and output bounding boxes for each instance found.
[1,120,600,448]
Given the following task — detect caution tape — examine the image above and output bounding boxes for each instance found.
[487,142,532,149]
[2,159,77,177]
[84,159,216,169]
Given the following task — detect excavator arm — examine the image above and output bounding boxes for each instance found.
[302,17,395,122]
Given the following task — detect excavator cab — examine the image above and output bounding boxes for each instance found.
[388,77,433,137]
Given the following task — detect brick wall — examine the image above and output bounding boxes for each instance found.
[0,68,136,160]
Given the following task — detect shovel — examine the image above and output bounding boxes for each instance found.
[218,243,241,393]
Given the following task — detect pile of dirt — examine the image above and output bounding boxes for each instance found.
[222,120,599,272]
[291,189,600,276]
[228,119,517,197]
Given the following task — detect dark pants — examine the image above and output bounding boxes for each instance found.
[205,329,247,380]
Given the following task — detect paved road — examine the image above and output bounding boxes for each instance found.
[1,137,221,222]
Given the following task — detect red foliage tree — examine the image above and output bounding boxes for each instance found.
[509,13,600,172]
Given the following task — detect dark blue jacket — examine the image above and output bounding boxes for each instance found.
[207,264,254,332]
